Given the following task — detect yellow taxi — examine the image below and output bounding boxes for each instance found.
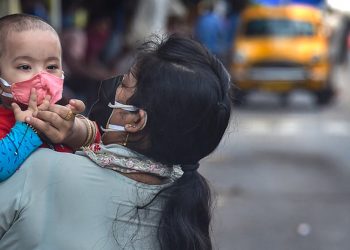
[230,4,334,105]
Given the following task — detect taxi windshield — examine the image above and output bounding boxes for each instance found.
[243,19,315,37]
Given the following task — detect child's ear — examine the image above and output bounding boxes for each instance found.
[125,109,147,133]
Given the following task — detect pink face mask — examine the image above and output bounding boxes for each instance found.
[0,71,64,105]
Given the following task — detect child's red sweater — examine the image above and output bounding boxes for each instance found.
[0,106,73,153]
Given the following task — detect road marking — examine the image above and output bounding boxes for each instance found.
[275,120,300,136]
[236,119,350,137]
[323,121,350,136]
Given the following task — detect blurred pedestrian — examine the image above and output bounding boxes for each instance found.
[60,4,115,112]
[21,0,49,21]
[194,1,226,63]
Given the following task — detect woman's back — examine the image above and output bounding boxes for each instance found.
[0,148,165,250]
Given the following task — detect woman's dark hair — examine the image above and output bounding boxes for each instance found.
[128,34,232,250]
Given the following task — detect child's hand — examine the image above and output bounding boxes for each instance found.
[12,88,51,122]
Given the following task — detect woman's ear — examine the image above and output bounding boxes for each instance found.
[125,109,147,133]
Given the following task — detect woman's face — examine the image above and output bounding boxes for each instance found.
[101,71,138,145]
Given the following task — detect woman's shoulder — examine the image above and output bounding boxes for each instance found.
[19,148,93,184]
[23,148,167,191]
[27,148,88,164]
[0,149,163,250]
[24,149,166,210]
[22,148,91,173]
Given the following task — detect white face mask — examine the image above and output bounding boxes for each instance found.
[101,123,126,132]
[100,101,139,132]
[108,101,138,112]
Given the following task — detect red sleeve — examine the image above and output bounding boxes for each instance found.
[0,107,16,139]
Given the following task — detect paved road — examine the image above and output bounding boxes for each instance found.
[200,62,350,250]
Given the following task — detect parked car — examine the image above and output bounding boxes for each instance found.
[230,4,334,105]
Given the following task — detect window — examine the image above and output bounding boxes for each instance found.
[243,19,315,37]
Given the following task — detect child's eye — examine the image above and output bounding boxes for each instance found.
[17,65,31,70]
[47,65,58,70]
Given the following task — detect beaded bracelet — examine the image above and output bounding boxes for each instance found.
[25,122,38,134]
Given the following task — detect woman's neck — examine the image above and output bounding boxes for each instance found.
[121,172,166,185]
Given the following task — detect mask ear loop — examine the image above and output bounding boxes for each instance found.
[108,102,139,112]
[100,108,129,146]
[0,78,13,98]
[101,124,126,132]
[100,108,124,132]
[101,102,140,131]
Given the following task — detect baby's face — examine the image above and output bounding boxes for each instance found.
[0,29,62,94]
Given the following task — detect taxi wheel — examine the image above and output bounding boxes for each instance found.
[315,87,335,106]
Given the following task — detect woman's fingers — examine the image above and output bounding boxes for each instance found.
[25,116,62,143]
[34,109,66,130]
[47,104,75,121]
[27,110,60,129]
[27,104,76,143]
[66,99,85,114]
[34,100,85,126]
[24,99,85,146]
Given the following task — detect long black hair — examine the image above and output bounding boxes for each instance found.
[127,34,232,250]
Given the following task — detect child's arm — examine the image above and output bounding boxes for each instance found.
[0,122,41,181]
[0,89,47,182]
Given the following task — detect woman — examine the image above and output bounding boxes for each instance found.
[0,35,232,250]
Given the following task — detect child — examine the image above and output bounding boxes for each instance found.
[0,14,97,181]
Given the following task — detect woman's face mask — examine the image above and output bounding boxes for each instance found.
[101,101,139,132]
[88,75,123,133]
[88,75,139,134]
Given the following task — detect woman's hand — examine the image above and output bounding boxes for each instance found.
[65,99,86,114]
[25,98,88,150]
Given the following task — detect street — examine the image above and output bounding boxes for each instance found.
[200,61,350,250]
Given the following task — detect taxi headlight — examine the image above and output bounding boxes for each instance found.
[308,70,327,81]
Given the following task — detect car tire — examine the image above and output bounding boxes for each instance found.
[315,86,335,106]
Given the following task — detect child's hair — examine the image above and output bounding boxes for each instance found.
[0,13,59,58]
